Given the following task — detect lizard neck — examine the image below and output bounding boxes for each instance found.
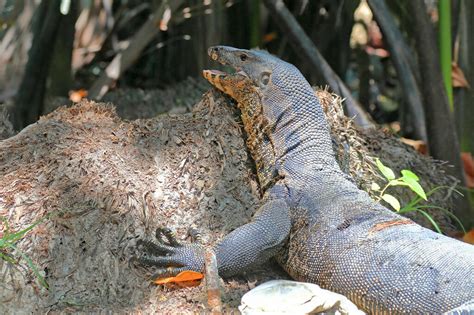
[260,72,341,183]
[229,62,343,192]
[240,84,341,193]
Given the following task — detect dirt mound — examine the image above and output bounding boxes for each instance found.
[0,93,288,313]
[0,87,460,313]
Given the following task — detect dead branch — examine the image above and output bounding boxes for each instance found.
[205,249,223,314]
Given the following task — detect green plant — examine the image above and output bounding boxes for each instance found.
[0,215,50,288]
[371,158,465,234]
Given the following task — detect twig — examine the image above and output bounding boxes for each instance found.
[204,249,222,314]
[262,0,375,128]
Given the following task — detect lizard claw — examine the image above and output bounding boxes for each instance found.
[135,227,206,278]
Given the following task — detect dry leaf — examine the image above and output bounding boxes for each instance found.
[401,138,427,155]
[462,229,474,245]
[461,152,474,188]
[262,32,278,44]
[69,89,88,102]
[452,62,470,88]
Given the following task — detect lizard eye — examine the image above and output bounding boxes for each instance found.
[260,72,271,86]
[240,54,248,61]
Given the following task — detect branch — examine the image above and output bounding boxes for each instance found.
[262,0,375,128]
[88,0,184,100]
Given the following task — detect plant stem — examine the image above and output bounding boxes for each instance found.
[439,0,453,109]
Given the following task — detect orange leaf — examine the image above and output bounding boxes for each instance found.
[461,152,474,188]
[401,138,427,155]
[69,89,88,102]
[462,229,474,245]
[262,32,278,44]
[153,270,203,285]
[452,62,470,88]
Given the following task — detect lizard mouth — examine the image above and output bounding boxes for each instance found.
[203,69,249,78]
[203,69,228,77]
[202,69,249,88]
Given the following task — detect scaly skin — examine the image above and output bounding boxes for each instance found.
[202,70,278,190]
[139,46,474,314]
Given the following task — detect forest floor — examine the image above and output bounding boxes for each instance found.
[0,83,289,314]
[0,79,462,313]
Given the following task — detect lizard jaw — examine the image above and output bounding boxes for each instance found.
[203,69,248,77]
[202,70,231,93]
[202,69,251,100]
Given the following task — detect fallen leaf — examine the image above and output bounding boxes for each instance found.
[153,270,203,286]
[401,138,427,155]
[69,89,88,102]
[462,229,474,245]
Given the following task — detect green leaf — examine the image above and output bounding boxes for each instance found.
[402,177,427,200]
[376,159,395,180]
[388,179,408,187]
[401,170,419,181]
[371,182,381,191]
[381,194,401,211]
[398,205,416,213]
[0,252,16,264]
[0,214,52,289]
[415,209,443,234]
[9,243,48,289]
[413,205,466,234]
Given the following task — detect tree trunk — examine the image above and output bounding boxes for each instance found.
[407,0,472,227]
[13,0,62,129]
[454,0,474,222]
[48,0,78,97]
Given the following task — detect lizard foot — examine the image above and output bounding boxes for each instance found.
[135,227,206,278]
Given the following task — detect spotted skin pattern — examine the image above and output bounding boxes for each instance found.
[141,46,474,314]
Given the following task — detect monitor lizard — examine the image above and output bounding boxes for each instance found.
[138,46,474,314]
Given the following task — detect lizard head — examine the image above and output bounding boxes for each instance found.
[205,46,279,90]
[203,45,314,100]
